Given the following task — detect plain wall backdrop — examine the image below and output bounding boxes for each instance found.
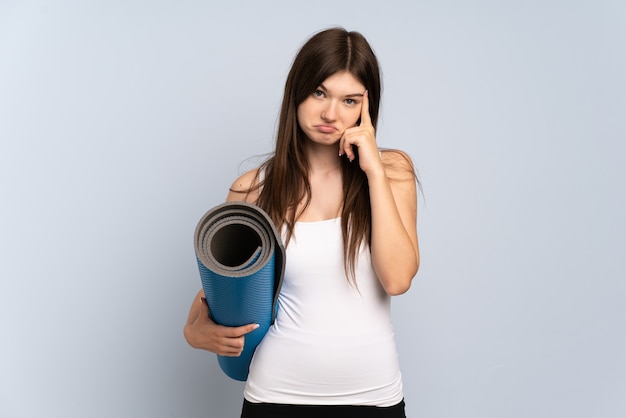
[1,1,624,417]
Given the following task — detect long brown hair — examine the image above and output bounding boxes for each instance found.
[256,27,382,280]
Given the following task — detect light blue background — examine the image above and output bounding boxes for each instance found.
[1,1,624,417]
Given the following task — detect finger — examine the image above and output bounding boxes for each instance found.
[339,132,351,161]
[344,141,355,162]
[223,322,260,338]
[339,131,354,161]
[338,132,347,157]
[219,336,246,356]
[219,327,257,356]
[360,90,372,127]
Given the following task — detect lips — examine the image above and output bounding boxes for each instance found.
[315,125,337,134]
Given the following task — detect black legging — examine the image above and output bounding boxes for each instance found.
[241,399,406,418]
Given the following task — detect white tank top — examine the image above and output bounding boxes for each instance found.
[243,217,403,406]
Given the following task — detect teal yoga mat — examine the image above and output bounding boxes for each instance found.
[194,202,285,381]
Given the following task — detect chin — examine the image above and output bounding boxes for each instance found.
[313,137,340,146]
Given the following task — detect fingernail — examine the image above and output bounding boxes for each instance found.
[253,324,260,329]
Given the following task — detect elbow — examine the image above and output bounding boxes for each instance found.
[383,261,419,296]
[382,265,418,296]
[385,281,412,296]
[375,253,419,296]
[183,324,198,349]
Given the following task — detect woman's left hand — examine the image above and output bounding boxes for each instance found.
[339,91,384,175]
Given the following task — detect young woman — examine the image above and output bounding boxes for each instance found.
[184,27,419,418]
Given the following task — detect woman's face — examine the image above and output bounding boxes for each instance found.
[297,71,366,146]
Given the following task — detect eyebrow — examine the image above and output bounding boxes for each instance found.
[318,83,364,98]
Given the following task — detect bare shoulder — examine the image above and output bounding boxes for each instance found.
[381,149,416,182]
[226,168,261,203]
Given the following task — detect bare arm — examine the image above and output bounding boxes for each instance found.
[225,168,260,204]
[183,290,259,355]
[340,91,419,295]
[367,151,419,295]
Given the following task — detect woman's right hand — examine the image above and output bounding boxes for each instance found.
[183,290,260,356]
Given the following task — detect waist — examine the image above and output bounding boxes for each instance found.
[243,324,403,406]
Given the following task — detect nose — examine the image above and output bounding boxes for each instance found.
[321,100,338,122]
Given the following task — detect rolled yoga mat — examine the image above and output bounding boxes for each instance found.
[194,201,285,381]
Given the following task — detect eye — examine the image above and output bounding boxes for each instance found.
[313,90,324,98]
[344,98,357,105]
